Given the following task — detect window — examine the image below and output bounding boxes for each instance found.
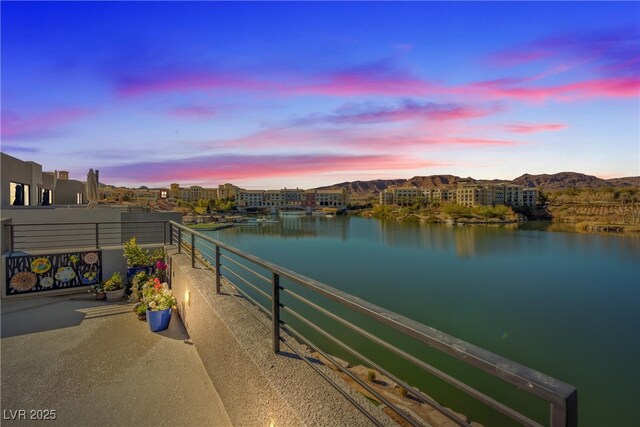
[10,182,30,206]
[160,190,168,199]
[77,193,84,204]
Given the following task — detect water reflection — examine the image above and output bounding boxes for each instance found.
[222,216,350,241]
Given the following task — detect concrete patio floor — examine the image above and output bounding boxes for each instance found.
[1,294,232,427]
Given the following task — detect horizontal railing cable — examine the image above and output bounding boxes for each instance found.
[280,287,541,426]
[220,253,272,285]
[220,265,272,302]
[216,277,386,427]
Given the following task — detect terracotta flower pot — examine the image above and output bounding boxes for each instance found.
[95,291,106,300]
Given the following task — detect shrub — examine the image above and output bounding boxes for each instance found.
[399,387,408,397]
[367,370,376,382]
[123,237,151,268]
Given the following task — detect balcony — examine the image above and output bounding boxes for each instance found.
[1,219,577,427]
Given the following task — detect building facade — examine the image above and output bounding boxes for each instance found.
[1,153,86,208]
[380,183,537,208]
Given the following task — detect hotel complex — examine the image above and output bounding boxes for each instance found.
[380,183,537,208]
[168,183,351,210]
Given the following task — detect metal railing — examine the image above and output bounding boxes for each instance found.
[168,221,577,427]
[4,221,169,252]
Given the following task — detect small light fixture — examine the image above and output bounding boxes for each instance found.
[185,290,190,306]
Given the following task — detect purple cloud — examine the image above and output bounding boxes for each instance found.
[490,27,640,77]
[100,153,444,184]
[1,108,94,140]
[289,100,499,126]
[167,105,218,119]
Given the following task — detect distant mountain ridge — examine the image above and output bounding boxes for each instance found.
[314,172,640,197]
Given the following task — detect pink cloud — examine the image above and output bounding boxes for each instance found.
[167,105,217,119]
[205,125,524,154]
[452,76,640,103]
[116,60,435,98]
[1,108,94,140]
[505,122,567,134]
[101,153,445,184]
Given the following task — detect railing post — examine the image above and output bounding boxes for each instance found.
[215,245,221,294]
[177,228,182,254]
[551,390,577,427]
[191,233,196,268]
[169,223,173,245]
[9,225,14,253]
[272,272,280,353]
[163,221,167,245]
[95,223,99,248]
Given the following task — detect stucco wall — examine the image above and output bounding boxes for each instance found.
[55,179,87,205]
[1,153,43,208]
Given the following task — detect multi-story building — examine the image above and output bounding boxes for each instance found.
[523,188,537,207]
[218,183,240,200]
[169,184,219,202]
[236,187,349,209]
[504,185,524,207]
[315,189,349,207]
[379,182,536,208]
[456,184,484,207]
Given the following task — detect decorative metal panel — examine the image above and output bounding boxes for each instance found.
[6,251,102,296]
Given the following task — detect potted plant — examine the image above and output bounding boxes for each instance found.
[152,248,168,282]
[142,278,177,332]
[129,270,149,303]
[134,302,147,321]
[89,283,106,300]
[103,271,125,301]
[123,237,153,284]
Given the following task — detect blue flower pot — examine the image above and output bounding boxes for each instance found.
[146,308,172,332]
[127,266,154,284]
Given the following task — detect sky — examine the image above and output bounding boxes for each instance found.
[1,1,639,189]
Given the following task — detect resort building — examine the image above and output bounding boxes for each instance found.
[235,188,350,210]
[379,182,537,208]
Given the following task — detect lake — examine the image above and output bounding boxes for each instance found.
[202,216,640,426]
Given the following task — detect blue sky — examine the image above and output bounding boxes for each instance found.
[2,1,639,188]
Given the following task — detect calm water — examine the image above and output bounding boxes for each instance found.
[203,217,640,426]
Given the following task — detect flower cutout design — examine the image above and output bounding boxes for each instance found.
[31,258,52,274]
[40,277,54,288]
[55,266,76,283]
[10,271,38,292]
[83,252,99,265]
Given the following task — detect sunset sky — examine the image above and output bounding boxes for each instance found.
[2,2,639,189]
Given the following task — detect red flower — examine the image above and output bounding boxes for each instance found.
[156,260,167,270]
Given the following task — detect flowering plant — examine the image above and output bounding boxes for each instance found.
[103,271,124,291]
[88,283,104,294]
[141,278,177,312]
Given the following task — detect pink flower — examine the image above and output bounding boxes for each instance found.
[156,260,167,270]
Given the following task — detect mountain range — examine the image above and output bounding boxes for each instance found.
[315,172,640,197]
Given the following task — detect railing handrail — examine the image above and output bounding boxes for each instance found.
[168,220,577,425]
[4,220,169,253]
[5,220,168,227]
